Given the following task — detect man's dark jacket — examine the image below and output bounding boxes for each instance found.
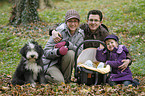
[80,23,109,48]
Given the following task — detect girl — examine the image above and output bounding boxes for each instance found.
[96,34,139,86]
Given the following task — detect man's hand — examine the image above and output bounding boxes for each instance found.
[118,59,131,72]
[52,30,62,43]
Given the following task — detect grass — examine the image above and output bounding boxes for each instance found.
[0,0,144,76]
[0,2,12,25]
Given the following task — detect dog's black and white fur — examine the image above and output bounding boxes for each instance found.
[12,41,46,87]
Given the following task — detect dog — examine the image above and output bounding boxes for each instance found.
[12,41,46,87]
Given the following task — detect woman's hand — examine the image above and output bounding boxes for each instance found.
[52,30,62,43]
[118,59,131,72]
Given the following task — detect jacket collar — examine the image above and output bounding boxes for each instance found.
[104,45,124,54]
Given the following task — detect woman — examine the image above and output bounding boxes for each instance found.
[42,9,84,84]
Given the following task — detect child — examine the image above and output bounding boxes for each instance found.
[96,34,139,86]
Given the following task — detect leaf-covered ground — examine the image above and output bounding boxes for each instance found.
[0,73,145,95]
[0,0,145,95]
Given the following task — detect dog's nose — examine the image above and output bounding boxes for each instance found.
[31,55,35,58]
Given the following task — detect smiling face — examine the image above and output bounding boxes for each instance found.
[105,39,118,51]
[87,14,102,32]
[66,18,79,35]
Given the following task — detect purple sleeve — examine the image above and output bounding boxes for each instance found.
[117,45,129,54]
[96,48,107,62]
[123,45,129,53]
[106,51,127,68]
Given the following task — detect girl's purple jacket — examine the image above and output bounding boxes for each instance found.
[96,45,133,82]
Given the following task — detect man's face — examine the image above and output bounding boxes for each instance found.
[87,14,102,32]
[66,18,79,33]
[105,39,118,51]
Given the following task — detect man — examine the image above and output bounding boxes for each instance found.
[51,9,132,74]
[42,9,84,84]
[80,10,109,48]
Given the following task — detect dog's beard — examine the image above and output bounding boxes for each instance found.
[25,62,42,80]
[28,58,36,62]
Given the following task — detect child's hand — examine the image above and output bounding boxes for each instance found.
[118,59,130,72]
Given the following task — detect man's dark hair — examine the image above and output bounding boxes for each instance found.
[87,10,103,21]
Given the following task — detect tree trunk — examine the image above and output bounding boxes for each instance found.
[39,0,55,9]
[45,0,55,8]
[9,0,40,26]
[39,0,46,9]
[9,0,55,26]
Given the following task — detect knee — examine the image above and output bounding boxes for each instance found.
[67,50,75,56]
[64,50,75,59]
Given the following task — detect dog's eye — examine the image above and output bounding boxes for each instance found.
[35,45,41,50]
[27,47,31,50]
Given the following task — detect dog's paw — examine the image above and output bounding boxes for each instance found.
[31,82,36,87]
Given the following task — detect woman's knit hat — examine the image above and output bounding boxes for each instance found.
[104,34,119,43]
[65,9,80,22]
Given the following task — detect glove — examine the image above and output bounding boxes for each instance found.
[55,41,66,48]
[57,46,68,55]
[97,65,111,74]
[55,41,69,48]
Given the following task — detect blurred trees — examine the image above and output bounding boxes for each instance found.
[9,0,54,26]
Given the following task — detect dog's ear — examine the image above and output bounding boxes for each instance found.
[31,41,38,45]
[39,45,44,55]
[20,44,27,58]
[38,45,44,58]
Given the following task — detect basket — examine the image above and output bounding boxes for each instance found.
[74,40,109,85]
